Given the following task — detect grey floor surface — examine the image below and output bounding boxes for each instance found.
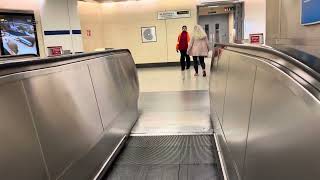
[131,90,212,135]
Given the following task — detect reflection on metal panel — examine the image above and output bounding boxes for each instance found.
[222,53,256,178]
[88,59,127,129]
[23,66,104,179]
[0,82,48,180]
[245,66,320,180]
[117,53,139,107]
[211,53,229,125]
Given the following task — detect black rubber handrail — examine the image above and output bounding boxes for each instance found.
[0,49,130,70]
[215,43,320,82]
[0,54,38,60]
[0,49,131,77]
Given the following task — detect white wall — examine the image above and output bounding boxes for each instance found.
[40,0,83,55]
[244,0,266,41]
[68,0,84,53]
[81,0,198,64]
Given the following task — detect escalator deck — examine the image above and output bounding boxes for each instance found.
[104,135,223,180]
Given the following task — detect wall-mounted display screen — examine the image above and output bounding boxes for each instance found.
[0,12,39,56]
[301,0,320,25]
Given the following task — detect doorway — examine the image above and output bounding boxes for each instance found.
[197,2,244,45]
[199,14,230,45]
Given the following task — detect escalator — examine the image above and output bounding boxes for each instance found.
[0,44,319,180]
[103,90,224,180]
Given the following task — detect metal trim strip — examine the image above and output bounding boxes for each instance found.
[214,133,229,180]
[130,132,214,137]
[44,30,71,36]
[215,43,320,81]
[72,30,82,35]
[93,135,127,180]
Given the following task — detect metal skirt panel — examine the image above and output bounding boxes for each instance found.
[22,65,104,180]
[0,50,139,180]
[210,48,320,180]
[0,82,48,180]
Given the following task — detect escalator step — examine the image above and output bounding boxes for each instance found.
[104,135,222,180]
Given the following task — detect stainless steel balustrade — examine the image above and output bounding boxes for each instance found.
[210,44,320,180]
[0,50,139,180]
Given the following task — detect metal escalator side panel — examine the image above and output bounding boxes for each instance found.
[222,52,257,178]
[244,63,320,180]
[22,65,104,180]
[0,82,49,180]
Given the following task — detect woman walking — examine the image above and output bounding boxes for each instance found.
[187,25,210,77]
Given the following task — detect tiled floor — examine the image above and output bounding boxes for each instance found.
[134,64,212,135]
[138,61,211,92]
[132,90,212,135]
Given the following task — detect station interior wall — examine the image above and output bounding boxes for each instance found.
[0,0,83,57]
[243,0,266,41]
[0,0,267,63]
[79,0,267,64]
[79,0,198,64]
[266,0,320,58]
[40,0,84,56]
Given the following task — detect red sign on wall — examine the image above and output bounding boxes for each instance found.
[86,30,91,37]
[47,46,63,57]
[249,33,264,44]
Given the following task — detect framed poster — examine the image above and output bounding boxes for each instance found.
[0,11,40,56]
[141,26,157,43]
[301,0,320,25]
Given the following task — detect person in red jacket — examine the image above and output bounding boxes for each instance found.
[176,26,191,71]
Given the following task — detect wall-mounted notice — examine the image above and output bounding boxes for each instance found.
[249,33,264,44]
[158,10,191,20]
[47,46,63,57]
[301,0,320,25]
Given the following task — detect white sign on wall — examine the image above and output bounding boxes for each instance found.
[158,10,191,20]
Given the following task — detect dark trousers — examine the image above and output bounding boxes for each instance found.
[193,56,205,73]
[180,50,191,70]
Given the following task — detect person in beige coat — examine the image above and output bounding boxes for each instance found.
[187,25,210,77]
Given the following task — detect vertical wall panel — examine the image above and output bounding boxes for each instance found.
[40,0,83,55]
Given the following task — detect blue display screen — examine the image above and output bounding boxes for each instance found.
[301,0,320,25]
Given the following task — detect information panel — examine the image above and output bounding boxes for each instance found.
[301,0,320,25]
[158,10,191,20]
